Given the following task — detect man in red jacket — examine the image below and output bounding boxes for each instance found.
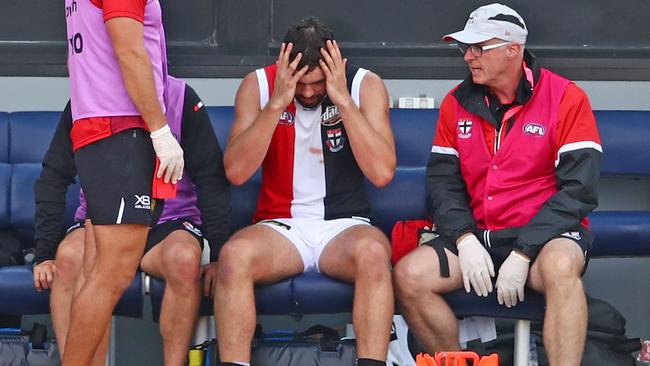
[393,4,602,366]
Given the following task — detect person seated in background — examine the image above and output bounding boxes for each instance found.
[393,4,602,366]
[32,77,231,366]
[213,17,396,366]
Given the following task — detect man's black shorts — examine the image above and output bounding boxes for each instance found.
[74,128,156,225]
[422,225,593,276]
[144,219,204,254]
[66,221,85,235]
[66,219,204,255]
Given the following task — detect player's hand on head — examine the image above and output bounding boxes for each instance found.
[319,40,352,107]
[269,42,309,111]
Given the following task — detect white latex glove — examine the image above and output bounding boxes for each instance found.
[457,234,495,297]
[150,124,184,184]
[496,250,531,308]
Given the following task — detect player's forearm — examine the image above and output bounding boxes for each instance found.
[224,104,283,185]
[114,49,167,131]
[338,103,396,187]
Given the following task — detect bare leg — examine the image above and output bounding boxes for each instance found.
[49,229,85,357]
[76,223,111,366]
[62,223,147,366]
[52,226,109,366]
[214,225,304,363]
[140,230,202,366]
[528,238,587,366]
[393,245,464,352]
[318,225,393,361]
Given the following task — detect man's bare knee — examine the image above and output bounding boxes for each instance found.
[394,247,457,298]
[535,240,584,290]
[216,239,257,283]
[540,257,582,289]
[162,242,202,286]
[396,247,462,298]
[393,258,431,303]
[55,239,84,285]
[352,238,391,279]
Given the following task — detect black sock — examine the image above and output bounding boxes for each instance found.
[357,358,386,366]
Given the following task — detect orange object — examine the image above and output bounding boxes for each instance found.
[436,351,476,366]
[416,353,438,366]
[417,351,499,366]
[477,353,499,366]
[152,158,178,199]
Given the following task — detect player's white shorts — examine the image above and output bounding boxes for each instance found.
[258,217,371,272]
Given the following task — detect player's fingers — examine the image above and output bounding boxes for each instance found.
[288,52,303,72]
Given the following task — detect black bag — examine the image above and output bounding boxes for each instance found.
[197,325,357,366]
[532,296,641,366]
[0,323,60,366]
[252,325,356,366]
[482,296,641,366]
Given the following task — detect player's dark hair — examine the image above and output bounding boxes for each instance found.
[283,17,334,70]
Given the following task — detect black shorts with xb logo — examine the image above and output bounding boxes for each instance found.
[74,128,157,226]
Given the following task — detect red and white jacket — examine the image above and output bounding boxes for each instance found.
[428,50,602,260]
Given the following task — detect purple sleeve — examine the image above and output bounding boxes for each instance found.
[75,189,87,222]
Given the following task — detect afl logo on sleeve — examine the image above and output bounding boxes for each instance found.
[523,122,545,137]
[279,111,295,125]
[321,105,342,126]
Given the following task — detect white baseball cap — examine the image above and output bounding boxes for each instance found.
[443,3,527,45]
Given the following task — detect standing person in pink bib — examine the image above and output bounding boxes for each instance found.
[393,4,602,365]
[33,76,231,366]
[63,1,183,365]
